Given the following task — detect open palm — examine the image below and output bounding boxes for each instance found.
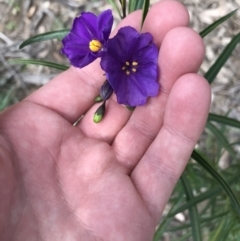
[0,1,211,240]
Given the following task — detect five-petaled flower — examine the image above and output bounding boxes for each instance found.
[100,26,160,106]
[62,9,113,68]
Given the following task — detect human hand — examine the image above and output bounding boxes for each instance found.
[0,1,211,240]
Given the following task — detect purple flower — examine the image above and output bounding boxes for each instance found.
[62,10,113,68]
[100,26,160,106]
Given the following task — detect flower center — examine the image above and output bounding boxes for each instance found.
[122,61,138,75]
[89,40,102,52]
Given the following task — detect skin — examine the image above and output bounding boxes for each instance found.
[0,1,211,240]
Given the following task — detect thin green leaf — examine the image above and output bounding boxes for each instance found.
[204,32,240,84]
[199,196,216,215]
[227,140,240,147]
[107,0,122,18]
[169,173,240,218]
[199,9,238,38]
[141,0,150,28]
[206,122,236,160]
[135,0,145,10]
[209,216,228,241]
[167,211,228,232]
[0,87,15,111]
[192,150,240,217]
[10,59,69,71]
[208,113,240,129]
[209,214,235,241]
[128,0,145,13]
[173,231,192,241]
[19,29,69,49]
[128,0,134,13]
[119,0,126,18]
[181,174,202,241]
[153,193,184,241]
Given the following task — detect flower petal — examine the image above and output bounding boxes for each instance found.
[107,72,147,106]
[62,33,97,68]
[98,10,113,41]
[133,68,159,96]
[107,26,140,62]
[132,33,158,63]
[106,68,159,106]
[72,12,98,39]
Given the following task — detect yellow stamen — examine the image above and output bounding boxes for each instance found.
[89,40,102,52]
[132,68,137,72]
[126,70,130,75]
[125,61,130,66]
[132,61,138,66]
[122,66,126,70]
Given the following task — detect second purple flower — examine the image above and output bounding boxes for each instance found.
[101,26,160,107]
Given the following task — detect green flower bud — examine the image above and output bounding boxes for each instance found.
[95,96,103,103]
[126,105,135,111]
[93,101,106,123]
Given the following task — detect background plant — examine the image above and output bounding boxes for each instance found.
[1,0,240,240]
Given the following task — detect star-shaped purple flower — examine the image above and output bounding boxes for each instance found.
[100,26,160,106]
[62,10,113,68]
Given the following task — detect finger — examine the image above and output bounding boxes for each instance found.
[113,27,205,171]
[24,11,143,123]
[131,73,211,222]
[78,0,190,142]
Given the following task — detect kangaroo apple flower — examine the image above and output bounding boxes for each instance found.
[100,26,160,106]
[62,10,113,68]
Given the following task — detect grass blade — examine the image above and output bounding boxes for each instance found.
[153,193,184,241]
[192,150,240,217]
[181,174,202,241]
[128,0,145,13]
[168,173,240,218]
[199,9,238,38]
[208,113,240,129]
[10,59,69,71]
[135,0,145,10]
[0,87,15,111]
[173,231,192,241]
[141,0,150,27]
[209,214,235,241]
[204,32,240,84]
[107,0,122,18]
[128,0,135,13]
[167,211,228,232]
[206,122,236,160]
[119,0,126,18]
[19,29,69,49]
